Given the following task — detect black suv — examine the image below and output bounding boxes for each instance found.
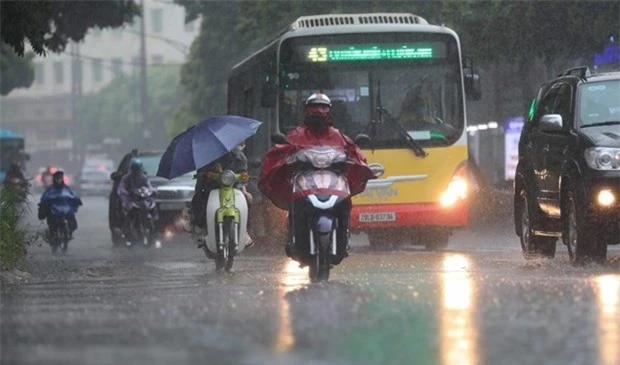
[514,66,619,264]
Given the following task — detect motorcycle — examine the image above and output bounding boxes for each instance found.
[201,170,249,273]
[47,216,71,254]
[125,186,157,247]
[287,145,352,282]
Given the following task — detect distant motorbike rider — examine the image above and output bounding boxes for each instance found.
[259,92,374,264]
[38,170,82,240]
[190,142,254,246]
[118,159,158,238]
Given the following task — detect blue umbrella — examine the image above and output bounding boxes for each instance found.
[156,115,262,179]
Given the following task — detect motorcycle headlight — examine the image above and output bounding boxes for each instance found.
[220,170,236,186]
[585,147,620,170]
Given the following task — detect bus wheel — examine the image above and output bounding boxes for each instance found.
[420,228,450,251]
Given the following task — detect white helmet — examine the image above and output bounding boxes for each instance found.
[305,92,332,107]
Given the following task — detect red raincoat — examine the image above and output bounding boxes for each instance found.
[259,124,374,210]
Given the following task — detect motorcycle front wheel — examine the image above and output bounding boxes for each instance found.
[215,220,237,273]
[308,232,331,282]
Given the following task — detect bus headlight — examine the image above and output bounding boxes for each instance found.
[440,177,468,207]
[596,189,616,207]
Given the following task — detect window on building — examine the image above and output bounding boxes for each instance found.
[133,16,142,32]
[151,9,163,33]
[93,59,103,82]
[151,54,164,65]
[34,63,45,85]
[72,59,82,82]
[53,61,64,84]
[112,58,123,77]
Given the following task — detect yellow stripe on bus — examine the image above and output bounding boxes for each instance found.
[355,145,468,205]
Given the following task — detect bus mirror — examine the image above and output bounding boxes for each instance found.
[271,133,289,145]
[354,134,371,147]
[465,73,481,101]
[261,81,277,108]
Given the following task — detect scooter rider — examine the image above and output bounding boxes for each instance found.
[118,159,158,240]
[38,170,82,240]
[259,92,374,264]
[190,142,254,246]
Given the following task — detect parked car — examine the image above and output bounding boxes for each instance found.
[78,169,112,196]
[513,66,619,264]
[108,150,195,245]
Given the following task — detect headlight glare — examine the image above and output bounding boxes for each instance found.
[585,147,620,170]
[440,177,468,207]
[596,189,616,207]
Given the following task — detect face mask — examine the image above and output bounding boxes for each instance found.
[307,115,327,129]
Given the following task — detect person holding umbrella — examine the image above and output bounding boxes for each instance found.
[156,115,262,250]
[189,141,254,247]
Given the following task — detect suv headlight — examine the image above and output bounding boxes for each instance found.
[584,147,620,170]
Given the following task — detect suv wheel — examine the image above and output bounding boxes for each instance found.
[518,190,556,259]
[563,190,607,264]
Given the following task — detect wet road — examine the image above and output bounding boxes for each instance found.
[1,197,619,365]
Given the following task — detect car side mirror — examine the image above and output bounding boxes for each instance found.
[271,133,289,145]
[539,114,563,132]
[110,172,119,181]
[250,158,262,169]
[354,133,371,147]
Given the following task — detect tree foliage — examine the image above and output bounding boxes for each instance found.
[0,44,34,96]
[78,65,185,148]
[1,0,139,57]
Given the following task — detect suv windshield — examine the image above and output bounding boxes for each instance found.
[578,79,620,127]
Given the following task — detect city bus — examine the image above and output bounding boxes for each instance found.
[228,13,481,249]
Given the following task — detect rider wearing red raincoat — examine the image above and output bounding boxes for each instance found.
[259,92,374,210]
[259,92,374,264]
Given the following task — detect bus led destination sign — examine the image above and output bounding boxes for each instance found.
[306,45,436,62]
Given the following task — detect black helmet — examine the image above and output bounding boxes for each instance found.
[52,170,64,186]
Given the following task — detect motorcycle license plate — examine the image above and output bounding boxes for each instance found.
[158,202,186,211]
[359,212,396,222]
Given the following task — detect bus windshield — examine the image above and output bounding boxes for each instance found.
[279,32,464,148]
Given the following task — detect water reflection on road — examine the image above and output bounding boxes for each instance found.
[595,274,620,365]
[273,259,308,353]
[441,253,477,365]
